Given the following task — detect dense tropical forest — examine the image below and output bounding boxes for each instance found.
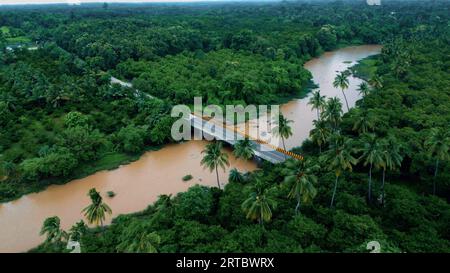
[0,0,449,253]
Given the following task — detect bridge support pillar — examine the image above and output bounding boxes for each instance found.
[253,156,264,168]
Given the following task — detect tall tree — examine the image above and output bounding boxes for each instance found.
[82,188,112,227]
[322,97,343,133]
[201,141,230,189]
[40,216,67,244]
[358,133,385,203]
[333,71,350,111]
[308,90,326,120]
[310,119,331,153]
[321,134,357,208]
[155,194,174,215]
[229,168,244,183]
[380,135,403,205]
[369,75,383,89]
[273,114,293,155]
[233,138,255,161]
[357,82,370,105]
[116,221,161,253]
[69,220,87,242]
[352,110,375,134]
[424,128,450,195]
[283,159,318,214]
[242,182,276,226]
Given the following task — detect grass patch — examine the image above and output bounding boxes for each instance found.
[1,26,10,35]
[6,36,31,44]
[350,55,380,81]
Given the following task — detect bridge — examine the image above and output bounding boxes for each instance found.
[107,76,303,163]
[187,113,303,164]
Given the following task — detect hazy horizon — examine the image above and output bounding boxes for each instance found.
[0,0,239,5]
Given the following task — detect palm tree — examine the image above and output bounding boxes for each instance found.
[201,141,230,189]
[155,194,174,214]
[40,216,67,244]
[116,221,161,253]
[69,220,87,242]
[242,185,276,226]
[283,159,318,214]
[308,90,326,120]
[273,114,293,155]
[233,138,255,161]
[358,133,385,203]
[380,135,403,205]
[352,110,375,134]
[357,82,370,105]
[229,168,244,183]
[424,128,450,195]
[309,119,331,153]
[121,231,161,253]
[369,75,383,89]
[321,134,358,208]
[82,188,112,227]
[333,71,350,111]
[322,97,343,132]
[0,161,16,181]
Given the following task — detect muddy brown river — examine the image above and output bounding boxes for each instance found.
[0,45,381,252]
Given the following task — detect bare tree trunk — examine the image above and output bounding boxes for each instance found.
[330,175,339,208]
[368,163,373,202]
[295,194,301,215]
[342,89,350,111]
[433,159,439,195]
[215,165,221,190]
[282,137,287,159]
[381,168,386,206]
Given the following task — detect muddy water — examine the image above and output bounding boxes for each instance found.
[0,45,381,253]
[244,45,382,149]
[280,45,382,148]
[0,142,256,252]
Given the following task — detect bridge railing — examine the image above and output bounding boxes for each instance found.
[191,113,304,161]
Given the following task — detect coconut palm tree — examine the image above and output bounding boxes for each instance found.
[321,134,358,208]
[358,133,385,203]
[69,220,87,242]
[352,110,375,134]
[233,138,255,161]
[273,114,293,155]
[333,71,350,111]
[155,194,174,214]
[201,141,230,189]
[357,82,370,105]
[229,168,244,183]
[308,90,326,120]
[369,75,383,89]
[121,231,161,253]
[283,159,319,214]
[40,216,67,244]
[322,97,343,133]
[424,128,450,195]
[116,220,161,253]
[309,119,331,153]
[380,135,403,205]
[242,185,276,226]
[82,188,112,227]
